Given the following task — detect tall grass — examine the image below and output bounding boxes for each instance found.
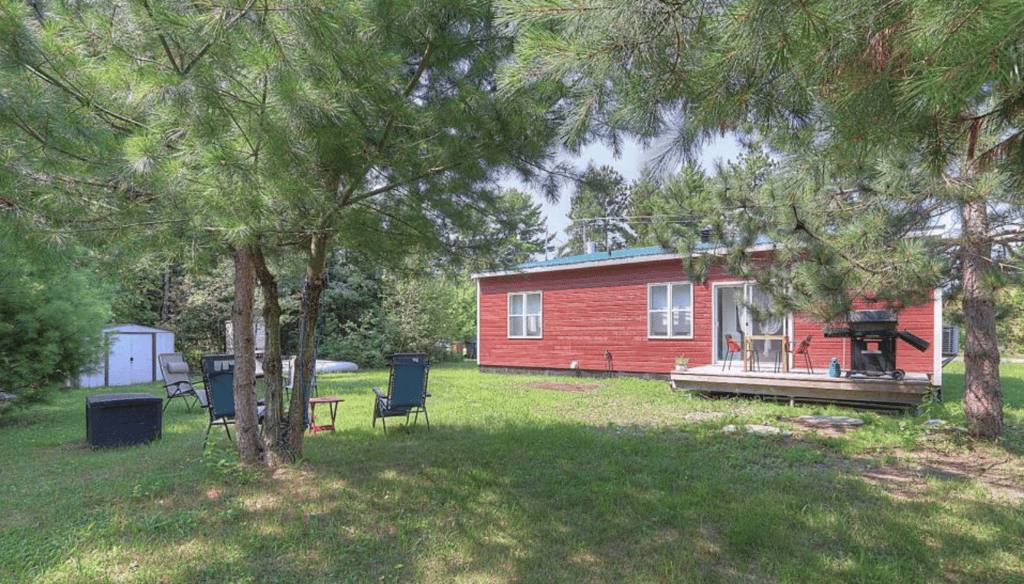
[1,361,1022,583]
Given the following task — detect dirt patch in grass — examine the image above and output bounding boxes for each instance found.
[727,416,1024,504]
[771,423,1024,504]
[524,382,600,393]
[852,446,1024,504]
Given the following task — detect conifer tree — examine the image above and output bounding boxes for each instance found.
[562,163,632,255]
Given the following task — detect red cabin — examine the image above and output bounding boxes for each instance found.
[473,247,944,402]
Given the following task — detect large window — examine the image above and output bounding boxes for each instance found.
[508,291,543,338]
[648,282,693,338]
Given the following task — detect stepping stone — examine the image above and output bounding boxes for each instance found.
[792,415,864,428]
[723,424,793,437]
[922,419,968,434]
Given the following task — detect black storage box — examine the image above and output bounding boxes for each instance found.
[86,393,162,447]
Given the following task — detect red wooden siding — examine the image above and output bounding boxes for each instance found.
[477,258,937,377]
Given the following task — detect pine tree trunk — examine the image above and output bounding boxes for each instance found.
[286,232,331,456]
[253,244,289,468]
[232,244,266,465]
[960,199,1004,439]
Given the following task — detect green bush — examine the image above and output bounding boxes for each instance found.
[0,219,111,408]
[319,311,389,369]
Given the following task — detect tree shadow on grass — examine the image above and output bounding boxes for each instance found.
[5,373,1024,583]
[153,423,1024,583]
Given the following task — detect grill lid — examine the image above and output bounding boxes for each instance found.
[848,309,897,324]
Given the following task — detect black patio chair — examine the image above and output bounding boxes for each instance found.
[200,354,264,449]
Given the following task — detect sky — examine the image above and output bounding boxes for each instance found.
[532,135,742,249]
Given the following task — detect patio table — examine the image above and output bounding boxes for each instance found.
[308,396,343,435]
[744,335,789,373]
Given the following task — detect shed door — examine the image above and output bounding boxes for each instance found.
[107,332,156,386]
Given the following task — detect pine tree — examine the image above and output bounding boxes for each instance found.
[562,163,633,255]
[483,189,555,267]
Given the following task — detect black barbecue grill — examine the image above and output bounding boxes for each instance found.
[824,309,930,380]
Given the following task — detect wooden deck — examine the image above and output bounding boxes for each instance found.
[669,365,938,408]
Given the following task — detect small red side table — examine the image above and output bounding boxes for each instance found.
[308,396,343,435]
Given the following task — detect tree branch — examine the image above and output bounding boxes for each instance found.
[370,38,436,168]
[6,112,93,163]
[141,0,259,76]
[182,0,259,75]
[21,63,144,133]
[346,164,458,206]
[60,218,191,233]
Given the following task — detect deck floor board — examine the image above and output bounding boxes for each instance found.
[670,365,936,407]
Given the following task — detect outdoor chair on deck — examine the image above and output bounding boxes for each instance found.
[773,337,792,373]
[723,334,742,371]
[200,354,265,449]
[158,353,201,412]
[794,335,814,373]
[372,353,431,434]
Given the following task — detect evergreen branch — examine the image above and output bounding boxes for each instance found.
[973,130,1023,173]
[338,34,441,210]
[403,40,436,99]
[6,113,93,163]
[373,37,437,164]
[17,168,155,205]
[351,198,438,243]
[153,29,183,74]
[213,70,266,106]
[346,164,458,206]
[59,218,191,233]
[922,2,985,66]
[182,0,259,74]
[141,0,258,77]
[774,201,909,281]
[211,87,259,158]
[991,224,1024,246]
[21,63,144,133]
[509,154,581,182]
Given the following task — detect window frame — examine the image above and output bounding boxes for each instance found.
[647,282,694,339]
[508,291,543,339]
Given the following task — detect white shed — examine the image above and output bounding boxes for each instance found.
[79,324,176,388]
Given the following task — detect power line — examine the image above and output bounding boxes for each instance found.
[568,214,700,223]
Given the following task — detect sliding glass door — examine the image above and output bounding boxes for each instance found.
[714,283,787,366]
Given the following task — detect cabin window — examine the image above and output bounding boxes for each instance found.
[648,282,693,338]
[508,291,543,338]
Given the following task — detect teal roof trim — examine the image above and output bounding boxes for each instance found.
[517,246,675,269]
[515,236,775,271]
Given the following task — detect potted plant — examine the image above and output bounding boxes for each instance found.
[674,356,689,371]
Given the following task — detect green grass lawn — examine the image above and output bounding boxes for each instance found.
[2,361,1023,583]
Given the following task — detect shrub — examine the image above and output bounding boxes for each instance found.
[0,220,111,408]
